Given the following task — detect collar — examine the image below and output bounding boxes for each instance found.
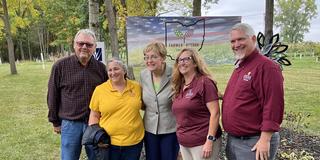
[72,54,93,67]
[106,79,134,93]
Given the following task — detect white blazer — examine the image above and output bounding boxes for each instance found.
[140,65,176,134]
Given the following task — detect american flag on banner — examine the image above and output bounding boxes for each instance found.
[126,16,241,64]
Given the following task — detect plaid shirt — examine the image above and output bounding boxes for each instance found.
[47,55,107,127]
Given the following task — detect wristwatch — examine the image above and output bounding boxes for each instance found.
[207,135,217,141]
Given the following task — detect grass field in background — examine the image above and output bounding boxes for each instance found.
[0,56,319,159]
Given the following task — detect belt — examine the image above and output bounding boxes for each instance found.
[229,133,261,140]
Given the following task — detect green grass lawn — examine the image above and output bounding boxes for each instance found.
[0,57,319,159]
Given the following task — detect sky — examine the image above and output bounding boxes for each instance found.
[203,0,320,42]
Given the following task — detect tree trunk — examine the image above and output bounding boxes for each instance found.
[19,40,25,61]
[38,26,44,60]
[28,37,32,61]
[265,0,274,46]
[46,29,49,58]
[105,0,119,58]
[119,0,129,64]
[89,0,101,41]
[1,0,17,74]
[193,0,201,16]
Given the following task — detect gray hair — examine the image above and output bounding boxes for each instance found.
[74,29,97,43]
[231,23,255,37]
[107,57,128,78]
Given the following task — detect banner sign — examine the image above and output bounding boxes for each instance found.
[94,42,106,64]
[126,16,241,65]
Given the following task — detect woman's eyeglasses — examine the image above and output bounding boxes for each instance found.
[176,56,193,64]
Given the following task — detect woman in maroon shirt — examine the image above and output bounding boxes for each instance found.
[172,48,222,160]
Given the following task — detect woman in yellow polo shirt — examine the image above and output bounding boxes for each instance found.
[88,58,144,160]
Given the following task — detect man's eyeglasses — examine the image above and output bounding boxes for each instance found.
[76,42,94,48]
[176,56,193,64]
[144,55,160,61]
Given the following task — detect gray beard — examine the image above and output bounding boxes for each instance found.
[234,52,245,60]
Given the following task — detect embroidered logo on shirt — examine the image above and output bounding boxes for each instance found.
[185,89,193,98]
[129,90,135,97]
[243,72,252,81]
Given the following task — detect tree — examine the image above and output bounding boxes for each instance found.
[192,0,201,16]
[89,0,101,41]
[104,0,119,58]
[1,0,17,74]
[157,0,218,16]
[275,0,317,43]
[264,0,274,46]
[44,0,88,55]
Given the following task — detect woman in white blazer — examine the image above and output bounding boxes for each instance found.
[140,42,179,160]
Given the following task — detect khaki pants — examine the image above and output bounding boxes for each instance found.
[180,138,222,160]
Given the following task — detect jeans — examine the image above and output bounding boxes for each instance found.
[144,132,180,160]
[109,141,143,160]
[226,132,280,160]
[61,120,95,160]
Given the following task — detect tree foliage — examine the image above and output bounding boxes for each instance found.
[157,0,218,16]
[44,0,88,49]
[275,0,317,43]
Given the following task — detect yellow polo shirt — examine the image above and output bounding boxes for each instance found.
[89,79,144,146]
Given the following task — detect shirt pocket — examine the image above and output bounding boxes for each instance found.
[235,79,254,100]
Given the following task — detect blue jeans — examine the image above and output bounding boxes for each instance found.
[226,132,280,160]
[109,141,143,160]
[144,132,180,160]
[61,120,95,160]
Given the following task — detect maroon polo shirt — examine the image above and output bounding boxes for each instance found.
[222,49,284,136]
[172,75,222,147]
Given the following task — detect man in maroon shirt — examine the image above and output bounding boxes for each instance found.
[222,23,284,160]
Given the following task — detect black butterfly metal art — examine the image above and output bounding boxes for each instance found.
[257,32,291,69]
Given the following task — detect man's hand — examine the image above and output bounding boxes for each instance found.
[53,126,61,134]
[251,132,272,160]
[202,140,213,158]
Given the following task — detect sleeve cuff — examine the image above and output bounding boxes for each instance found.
[261,120,280,132]
[52,121,61,127]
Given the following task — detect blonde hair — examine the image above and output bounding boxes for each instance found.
[143,42,167,59]
[172,48,217,97]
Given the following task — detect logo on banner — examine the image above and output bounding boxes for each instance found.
[94,48,102,61]
[93,42,105,64]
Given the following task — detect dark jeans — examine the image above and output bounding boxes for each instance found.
[87,145,109,160]
[109,141,143,160]
[144,131,180,160]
